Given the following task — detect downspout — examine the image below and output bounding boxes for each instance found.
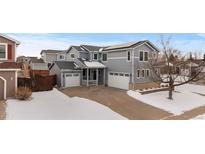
[132,48,135,90]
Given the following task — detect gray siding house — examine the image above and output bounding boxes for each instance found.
[48,40,160,90]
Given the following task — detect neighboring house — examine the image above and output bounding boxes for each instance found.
[49,40,160,90]
[29,57,49,77]
[0,34,21,100]
[40,49,66,67]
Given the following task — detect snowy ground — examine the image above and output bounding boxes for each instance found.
[127,84,205,115]
[192,114,205,120]
[6,89,127,120]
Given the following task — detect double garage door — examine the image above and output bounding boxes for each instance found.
[65,73,80,87]
[108,72,130,90]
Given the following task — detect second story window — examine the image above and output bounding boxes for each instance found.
[127,51,131,61]
[93,53,98,60]
[144,52,148,61]
[102,53,107,61]
[59,55,65,60]
[140,51,143,61]
[0,43,7,59]
[139,51,149,61]
[71,54,75,59]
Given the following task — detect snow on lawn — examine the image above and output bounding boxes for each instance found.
[127,84,205,115]
[192,114,205,120]
[6,89,126,120]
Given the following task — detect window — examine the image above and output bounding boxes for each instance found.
[137,70,140,78]
[119,73,124,76]
[73,74,79,77]
[139,51,149,61]
[139,51,143,61]
[141,70,145,77]
[102,53,107,61]
[93,53,98,60]
[59,55,65,60]
[146,69,150,77]
[125,74,130,77]
[0,43,7,59]
[110,73,114,75]
[114,73,118,76]
[144,52,148,61]
[127,51,131,61]
[71,54,75,59]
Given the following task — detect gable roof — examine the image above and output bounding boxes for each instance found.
[103,40,160,52]
[40,49,66,55]
[0,33,21,45]
[81,45,105,51]
[52,61,77,70]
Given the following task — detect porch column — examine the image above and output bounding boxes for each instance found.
[87,68,89,87]
[103,68,106,86]
[96,68,98,86]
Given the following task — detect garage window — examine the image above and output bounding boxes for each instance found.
[125,74,130,77]
[119,73,124,76]
[110,73,114,75]
[66,74,72,77]
[114,73,118,76]
[73,74,79,77]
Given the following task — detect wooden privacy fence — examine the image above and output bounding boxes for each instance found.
[18,75,56,92]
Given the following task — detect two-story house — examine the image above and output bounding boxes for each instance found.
[0,34,21,100]
[40,49,66,67]
[49,40,160,90]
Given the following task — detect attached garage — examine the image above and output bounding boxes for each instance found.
[65,73,80,87]
[108,72,130,90]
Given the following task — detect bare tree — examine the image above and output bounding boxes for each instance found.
[150,35,205,100]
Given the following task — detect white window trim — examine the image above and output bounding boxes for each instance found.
[139,51,144,62]
[139,51,149,62]
[141,69,145,78]
[146,69,150,77]
[93,53,98,60]
[70,53,75,59]
[136,69,140,78]
[102,53,108,62]
[126,51,131,62]
[59,54,65,60]
[0,43,8,60]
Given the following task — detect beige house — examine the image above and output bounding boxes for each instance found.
[0,34,21,100]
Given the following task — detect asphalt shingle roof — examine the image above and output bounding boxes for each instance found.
[55,61,76,70]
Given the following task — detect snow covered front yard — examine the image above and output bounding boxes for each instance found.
[6,89,126,120]
[127,84,205,115]
[192,114,205,120]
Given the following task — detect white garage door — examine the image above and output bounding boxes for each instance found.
[108,72,130,90]
[65,73,80,87]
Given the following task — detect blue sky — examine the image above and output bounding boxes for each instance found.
[6,33,205,57]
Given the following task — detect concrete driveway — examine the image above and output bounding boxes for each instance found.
[61,86,172,120]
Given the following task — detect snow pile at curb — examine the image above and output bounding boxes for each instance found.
[127,84,205,115]
[6,88,127,120]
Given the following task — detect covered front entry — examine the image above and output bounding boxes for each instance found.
[65,73,80,87]
[82,68,106,86]
[108,72,130,90]
[0,76,6,100]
